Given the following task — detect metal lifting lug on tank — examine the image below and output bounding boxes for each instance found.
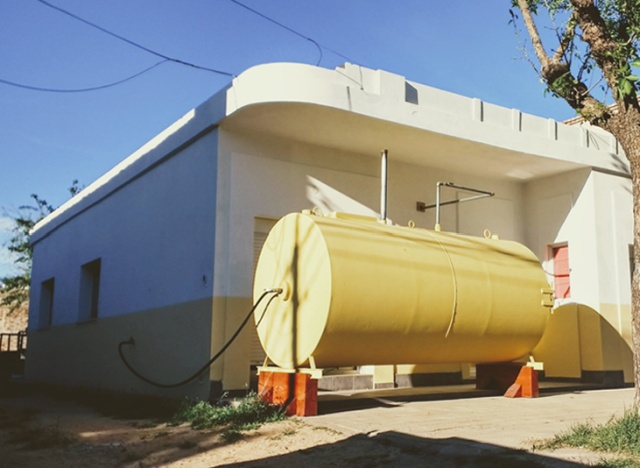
[252,150,554,372]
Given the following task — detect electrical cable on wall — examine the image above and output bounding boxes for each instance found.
[118,288,282,388]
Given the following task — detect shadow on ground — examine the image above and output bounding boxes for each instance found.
[218,430,588,468]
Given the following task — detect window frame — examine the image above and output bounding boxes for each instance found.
[38,277,55,329]
[79,258,101,322]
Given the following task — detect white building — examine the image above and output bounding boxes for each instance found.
[27,62,633,399]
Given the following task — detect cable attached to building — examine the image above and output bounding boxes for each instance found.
[118,288,282,388]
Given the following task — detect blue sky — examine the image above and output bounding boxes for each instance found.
[0,0,577,278]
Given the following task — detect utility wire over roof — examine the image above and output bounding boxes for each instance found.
[1,0,354,94]
[35,0,236,77]
[0,60,169,93]
[228,0,354,66]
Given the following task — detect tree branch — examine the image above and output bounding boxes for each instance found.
[552,12,577,64]
[569,0,637,106]
[515,0,610,124]
[516,0,551,69]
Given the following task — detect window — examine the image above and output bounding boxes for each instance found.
[79,258,101,321]
[39,278,55,329]
[551,244,570,299]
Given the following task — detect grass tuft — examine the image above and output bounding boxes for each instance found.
[596,458,640,468]
[540,410,640,466]
[171,392,286,440]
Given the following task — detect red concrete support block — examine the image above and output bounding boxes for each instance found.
[258,371,318,416]
[258,371,274,403]
[503,366,539,398]
[291,373,318,417]
[271,372,292,406]
[504,383,522,398]
[258,371,292,405]
[516,366,539,398]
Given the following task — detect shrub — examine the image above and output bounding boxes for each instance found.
[172,392,286,440]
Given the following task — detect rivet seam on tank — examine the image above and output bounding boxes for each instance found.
[425,230,458,338]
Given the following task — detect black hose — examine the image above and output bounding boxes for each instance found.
[118,289,281,388]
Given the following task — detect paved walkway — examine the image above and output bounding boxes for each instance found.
[306,386,636,466]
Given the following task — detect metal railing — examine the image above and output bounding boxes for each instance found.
[0,331,27,353]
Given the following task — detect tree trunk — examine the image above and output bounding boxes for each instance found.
[612,117,640,408]
[629,155,640,408]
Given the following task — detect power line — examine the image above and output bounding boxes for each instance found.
[35,0,235,78]
[228,0,354,66]
[12,1,354,94]
[0,60,169,93]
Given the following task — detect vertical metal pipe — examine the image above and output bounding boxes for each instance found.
[435,181,442,231]
[380,149,388,223]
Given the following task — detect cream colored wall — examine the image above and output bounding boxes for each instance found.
[592,172,633,382]
[524,169,631,316]
[524,169,599,307]
[533,303,634,383]
[526,169,634,382]
[218,128,525,236]
[592,172,633,343]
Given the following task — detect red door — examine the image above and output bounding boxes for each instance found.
[552,245,570,299]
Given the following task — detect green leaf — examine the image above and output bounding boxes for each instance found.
[627,75,640,82]
[632,58,640,68]
[618,77,634,96]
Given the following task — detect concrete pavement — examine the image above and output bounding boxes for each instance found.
[306,386,636,466]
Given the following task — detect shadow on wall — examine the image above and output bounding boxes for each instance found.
[217,431,586,467]
[609,150,631,177]
[533,303,633,385]
[306,175,378,218]
[523,168,590,259]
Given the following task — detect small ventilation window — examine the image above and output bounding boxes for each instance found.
[79,258,101,321]
[39,278,55,329]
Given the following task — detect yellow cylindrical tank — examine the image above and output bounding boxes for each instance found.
[253,212,551,369]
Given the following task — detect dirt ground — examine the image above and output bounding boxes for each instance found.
[0,383,347,468]
[0,381,619,468]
